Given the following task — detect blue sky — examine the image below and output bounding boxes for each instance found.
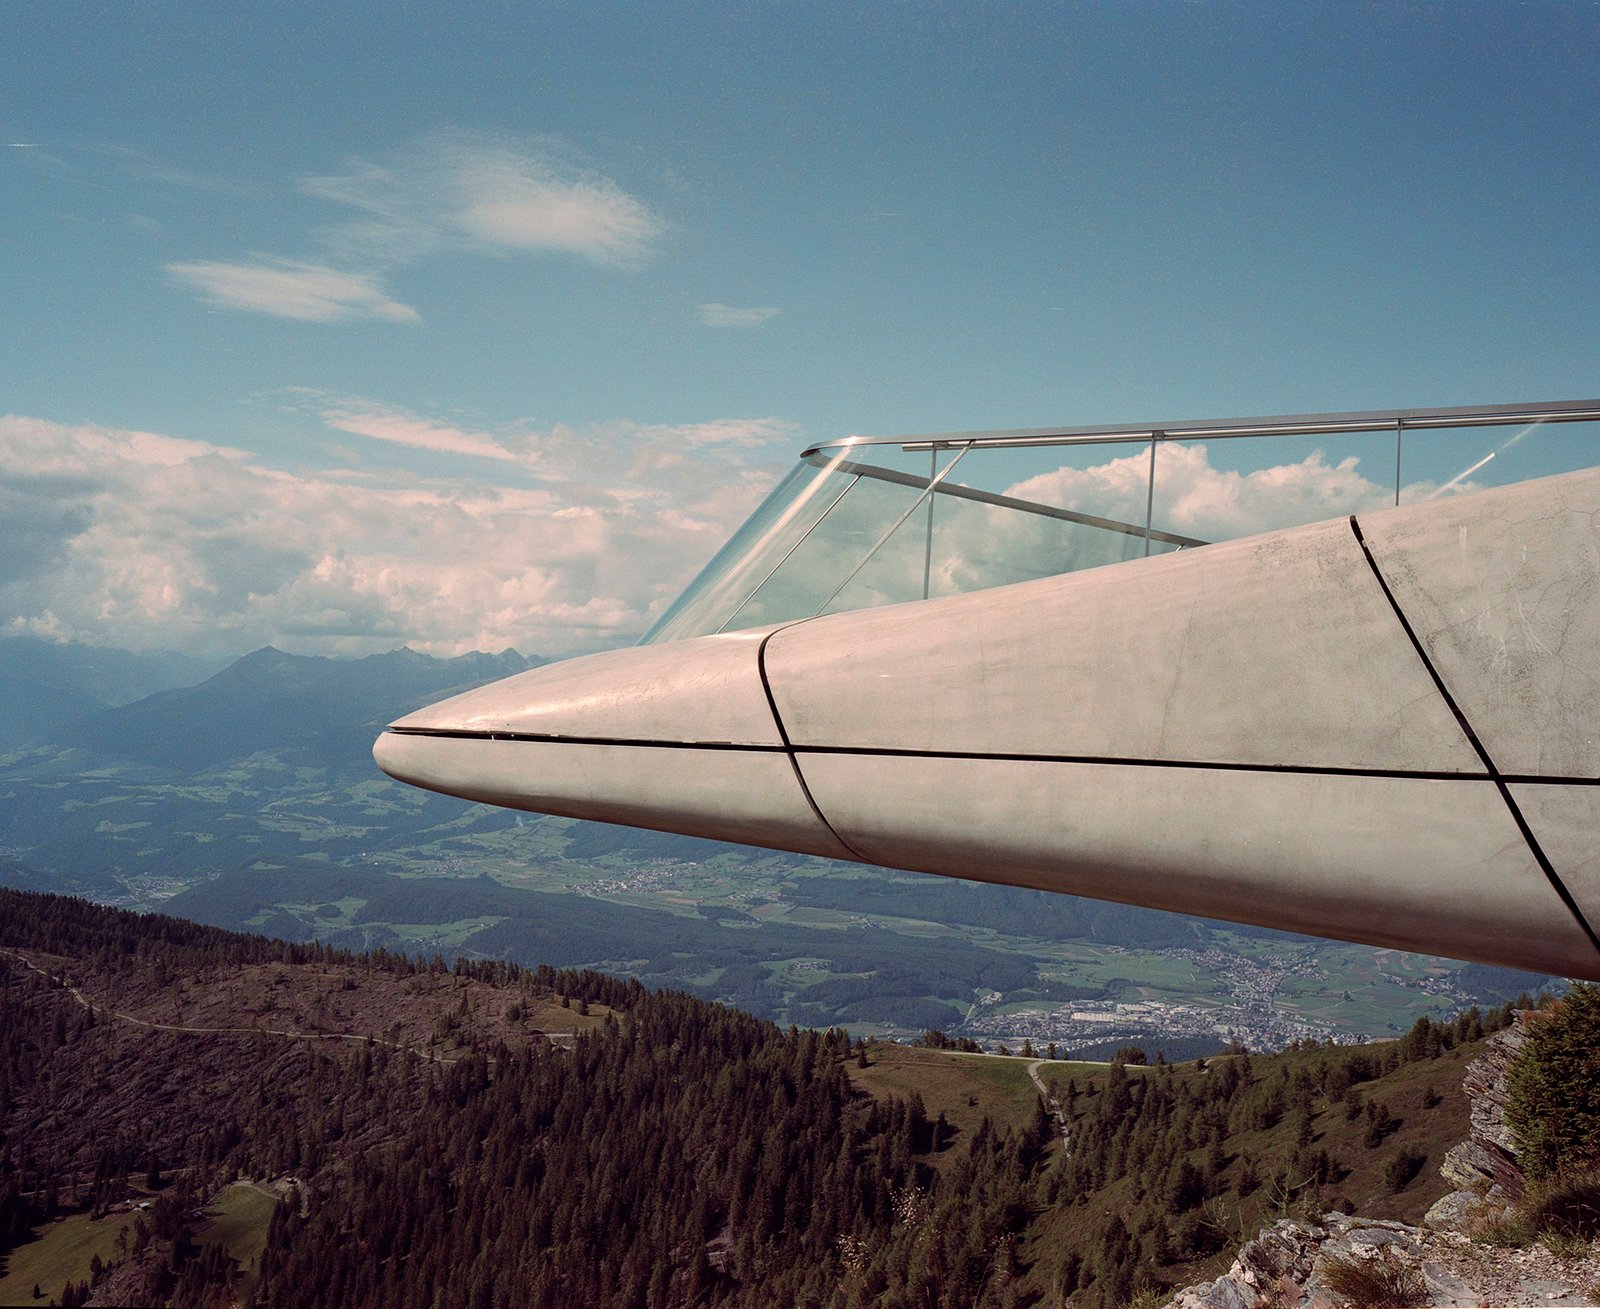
[4,3,1598,658]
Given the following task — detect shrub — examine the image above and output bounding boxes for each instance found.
[1541,1227,1589,1259]
[1521,1167,1600,1242]
[1363,1098,1399,1147]
[1506,985,1600,1181]
[1472,1169,1600,1253]
[1383,1148,1426,1193]
[1172,1210,1227,1260]
[1166,1159,1206,1213]
[1319,1248,1426,1308]
[1473,1212,1534,1248]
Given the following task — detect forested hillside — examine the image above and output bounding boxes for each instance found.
[0,890,1049,1307]
[0,889,1527,1308]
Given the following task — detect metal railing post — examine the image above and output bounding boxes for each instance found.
[1143,433,1159,557]
[1394,419,1403,507]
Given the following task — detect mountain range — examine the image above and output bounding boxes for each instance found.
[0,635,227,749]
[46,643,539,772]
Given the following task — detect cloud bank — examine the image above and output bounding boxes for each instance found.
[1008,444,1408,541]
[0,411,787,660]
[3,419,1472,663]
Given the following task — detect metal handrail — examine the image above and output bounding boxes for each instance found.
[800,399,1600,457]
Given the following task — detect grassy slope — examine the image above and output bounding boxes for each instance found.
[1037,1042,1475,1223]
[526,992,617,1033]
[850,1044,1044,1140]
[200,1182,279,1298]
[0,1212,136,1305]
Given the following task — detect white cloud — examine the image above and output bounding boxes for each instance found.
[0,411,790,660]
[165,132,663,320]
[697,303,780,329]
[302,130,663,269]
[165,258,420,323]
[315,397,520,463]
[1007,443,1411,541]
[450,150,659,267]
[293,390,795,478]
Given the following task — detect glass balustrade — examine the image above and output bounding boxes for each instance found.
[642,402,1600,644]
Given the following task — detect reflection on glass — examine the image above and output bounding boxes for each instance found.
[643,439,1197,642]
[1399,422,1600,500]
[724,457,932,631]
[817,497,935,617]
[925,483,1186,599]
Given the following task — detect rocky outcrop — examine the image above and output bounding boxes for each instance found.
[1164,1213,1600,1309]
[1424,1020,1529,1232]
[1165,1214,1477,1309]
[1159,1014,1600,1308]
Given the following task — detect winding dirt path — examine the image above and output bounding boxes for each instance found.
[1026,1058,1072,1154]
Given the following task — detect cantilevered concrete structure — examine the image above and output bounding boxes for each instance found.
[376,401,1600,980]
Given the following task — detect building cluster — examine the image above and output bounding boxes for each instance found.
[959,943,1369,1054]
[570,859,695,897]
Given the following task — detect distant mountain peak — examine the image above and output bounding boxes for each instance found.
[0,636,230,749]
[15,642,546,776]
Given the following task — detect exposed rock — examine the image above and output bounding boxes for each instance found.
[1161,1014,1600,1309]
[1163,1213,1600,1308]
[1427,1020,1534,1232]
[1167,1215,1421,1309]
[1420,1186,1503,1234]
[1460,1020,1526,1159]
[1437,1138,1515,1196]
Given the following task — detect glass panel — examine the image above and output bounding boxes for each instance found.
[1150,431,1400,543]
[731,452,934,627]
[642,451,857,644]
[642,444,958,642]
[1398,420,1600,502]
[815,502,932,616]
[922,479,1185,599]
[815,439,1196,614]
